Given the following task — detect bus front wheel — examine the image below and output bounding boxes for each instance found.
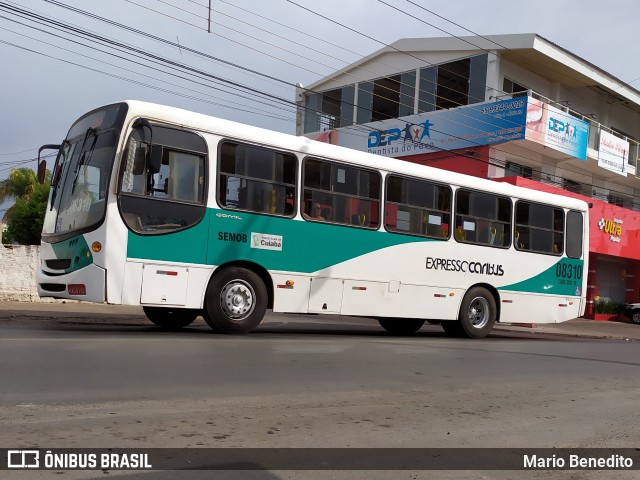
[457,287,496,339]
[143,306,198,330]
[204,267,267,334]
[378,318,425,335]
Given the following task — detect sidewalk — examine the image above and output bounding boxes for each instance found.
[495,318,640,341]
[0,301,639,340]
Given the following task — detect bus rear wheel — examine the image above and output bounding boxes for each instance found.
[378,318,425,335]
[457,287,496,339]
[204,267,267,334]
[143,307,198,330]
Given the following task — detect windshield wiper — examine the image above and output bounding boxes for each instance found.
[48,140,70,210]
[71,128,97,195]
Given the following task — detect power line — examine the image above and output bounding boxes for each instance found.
[0,19,298,121]
[127,0,480,113]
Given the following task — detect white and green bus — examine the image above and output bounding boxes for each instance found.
[37,100,589,338]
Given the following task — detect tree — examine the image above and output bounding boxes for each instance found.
[0,167,39,204]
[1,167,51,245]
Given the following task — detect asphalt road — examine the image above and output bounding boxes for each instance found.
[1,310,639,480]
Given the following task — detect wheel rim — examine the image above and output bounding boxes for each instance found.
[633,313,640,324]
[467,296,490,329]
[220,280,255,320]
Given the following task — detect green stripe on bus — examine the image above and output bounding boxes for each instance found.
[126,209,429,272]
[498,257,584,297]
[51,234,93,273]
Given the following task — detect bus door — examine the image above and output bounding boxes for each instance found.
[118,122,209,306]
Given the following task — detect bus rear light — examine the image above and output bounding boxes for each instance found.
[91,241,102,253]
[434,294,446,298]
[285,280,295,287]
[68,284,87,295]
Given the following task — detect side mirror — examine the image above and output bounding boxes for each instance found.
[38,159,47,184]
[131,143,148,175]
[149,144,163,174]
[38,144,62,184]
[130,118,156,175]
[132,118,152,143]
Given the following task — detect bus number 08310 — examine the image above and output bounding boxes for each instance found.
[556,263,582,280]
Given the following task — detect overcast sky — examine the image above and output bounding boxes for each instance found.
[0,0,638,187]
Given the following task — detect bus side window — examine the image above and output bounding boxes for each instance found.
[303,157,380,228]
[218,142,297,218]
[385,174,451,239]
[515,201,563,254]
[454,189,511,247]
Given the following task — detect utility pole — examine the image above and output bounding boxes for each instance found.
[208,0,211,33]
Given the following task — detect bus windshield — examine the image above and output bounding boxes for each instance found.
[42,103,127,237]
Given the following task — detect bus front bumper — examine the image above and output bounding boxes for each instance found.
[37,264,106,303]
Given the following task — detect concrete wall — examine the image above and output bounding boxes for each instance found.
[0,245,51,302]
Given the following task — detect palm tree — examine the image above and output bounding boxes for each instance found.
[0,167,39,204]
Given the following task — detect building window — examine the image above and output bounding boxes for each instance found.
[303,85,355,133]
[563,178,582,194]
[436,58,470,110]
[607,194,626,207]
[505,161,533,179]
[319,89,341,130]
[371,75,401,121]
[503,78,527,97]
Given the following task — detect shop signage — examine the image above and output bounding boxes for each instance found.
[525,98,590,160]
[598,130,628,177]
[597,217,623,243]
[306,97,527,159]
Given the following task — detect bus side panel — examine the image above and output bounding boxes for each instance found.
[341,280,462,320]
[121,261,212,309]
[270,273,312,313]
[498,291,582,324]
[121,261,144,305]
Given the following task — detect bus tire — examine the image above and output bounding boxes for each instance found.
[441,320,464,337]
[201,310,219,332]
[378,318,425,335]
[457,287,496,339]
[204,267,267,334]
[143,306,198,330]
